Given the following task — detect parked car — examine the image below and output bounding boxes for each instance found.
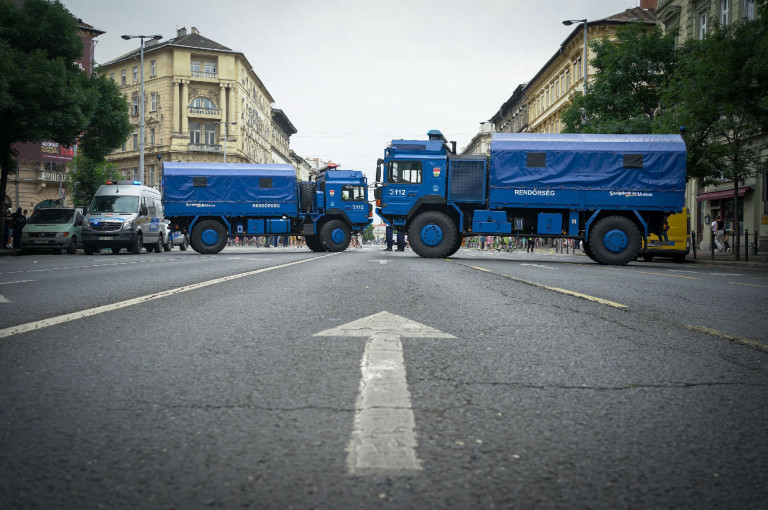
[20,207,84,254]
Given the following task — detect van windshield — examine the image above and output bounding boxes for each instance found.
[28,209,74,224]
[90,195,139,214]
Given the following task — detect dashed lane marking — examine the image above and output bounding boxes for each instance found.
[463,263,627,309]
[685,325,768,353]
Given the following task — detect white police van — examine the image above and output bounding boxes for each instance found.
[82,181,170,254]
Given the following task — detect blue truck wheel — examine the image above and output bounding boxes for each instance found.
[588,216,641,265]
[408,211,457,258]
[320,219,351,252]
[191,220,228,254]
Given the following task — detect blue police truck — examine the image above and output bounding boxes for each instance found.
[163,162,371,254]
[374,131,686,265]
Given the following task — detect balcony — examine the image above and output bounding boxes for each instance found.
[189,143,222,153]
[188,106,221,119]
[191,71,218,80]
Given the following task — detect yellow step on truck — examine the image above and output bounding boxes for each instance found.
[641,207,690,262]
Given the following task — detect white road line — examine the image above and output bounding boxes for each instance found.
[0,280,34,285]
[315,311,455,475]
[0,254,336,339]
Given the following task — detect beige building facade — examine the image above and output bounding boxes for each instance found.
[102,27,289,187]
[656,0,767,251]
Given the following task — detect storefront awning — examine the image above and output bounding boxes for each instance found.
[696,186,751,202]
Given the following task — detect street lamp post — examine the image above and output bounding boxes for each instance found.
[215,121,237,162]
[562,19,588,94]
[121,34,162,184]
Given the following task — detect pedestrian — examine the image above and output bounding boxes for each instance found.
[396,231,405,251]
[3,205,12,249]
[384,226,394,251]
[11,207,26,249]
[527,234,535,253]
[712,215,725,252]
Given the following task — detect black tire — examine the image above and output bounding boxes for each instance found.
[305,234,327,252]
[320,219,351,252]
[111,247,122,254]
[299,182,316,213]
[445,235,463,258]
[179,236,188,251]
[588,216,641,266]
[154,236,163,253]
[407,211,458,258]
[131,233,142,254]
[191,220,228,254]
[66,237,77,255]
[581,240,598,262]
[163,233,172,252]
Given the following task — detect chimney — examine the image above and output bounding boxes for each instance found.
[177,27,187,38]
[191,27,199,35]
[640,0,657,9]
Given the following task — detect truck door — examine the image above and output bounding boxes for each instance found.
[382,160,425,217]
[340,184,369,225]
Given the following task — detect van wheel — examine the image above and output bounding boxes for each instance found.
[179,236,188,251]
[131,233,142,254]
[191,220,227,254]
[154,236,163,253]
[163,234,172,252]
[66,237,77,255]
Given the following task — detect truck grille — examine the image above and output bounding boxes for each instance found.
[90,222,123,232]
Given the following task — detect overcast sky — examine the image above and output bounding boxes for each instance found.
[61,0,645,180]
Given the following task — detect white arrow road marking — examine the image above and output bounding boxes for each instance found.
[521,263,557,270]
[315,311,455,475]
[370,260,388,265]
[0,295,8,303]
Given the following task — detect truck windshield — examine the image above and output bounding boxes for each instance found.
[341,185,366,201]
[90,195,139,214]
[389,161,422,184]
[28,209,74,224]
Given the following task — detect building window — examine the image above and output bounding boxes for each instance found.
[132,97,139,116]
[150,92,157,111]
[147,165,155,187]
[122,141,126,152]
[109,73,115,81]
[132,168,138,182]
[121,70,126,85]
[149,128,155,146]
[191,60,217,78]
[189,122,216,145]
[133,66,138,82]
[132,133,138,150]
[698,11,708,39]
[150,60,156,77]
[721,0,730,25]
[743,0,755,19]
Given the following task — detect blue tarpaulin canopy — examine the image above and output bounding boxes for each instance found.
[490,133,686,192]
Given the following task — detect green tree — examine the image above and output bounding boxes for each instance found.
[661,5,768,259]
[363,224,375,242]
[66,155,121,207]
[0,0,131,208]
[561,23,678,134]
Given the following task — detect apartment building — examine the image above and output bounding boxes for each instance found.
[656,0,766,251]
[101,27,289,187]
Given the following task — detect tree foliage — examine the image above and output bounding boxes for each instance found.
[0,0,131,208]
[66,155,121,207]
[561,23,678,134]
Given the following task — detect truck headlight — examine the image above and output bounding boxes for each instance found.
[121,220,135,231]
[82,221,92,231]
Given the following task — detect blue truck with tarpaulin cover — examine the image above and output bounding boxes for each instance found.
[163,162,371,254]
[373,131,686,265]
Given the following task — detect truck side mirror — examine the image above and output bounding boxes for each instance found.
[376,159,383,183]
[141,205,149,216]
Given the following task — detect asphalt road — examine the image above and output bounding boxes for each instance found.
[1,245,766,509]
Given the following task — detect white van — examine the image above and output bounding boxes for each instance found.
[82,181,170,255]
